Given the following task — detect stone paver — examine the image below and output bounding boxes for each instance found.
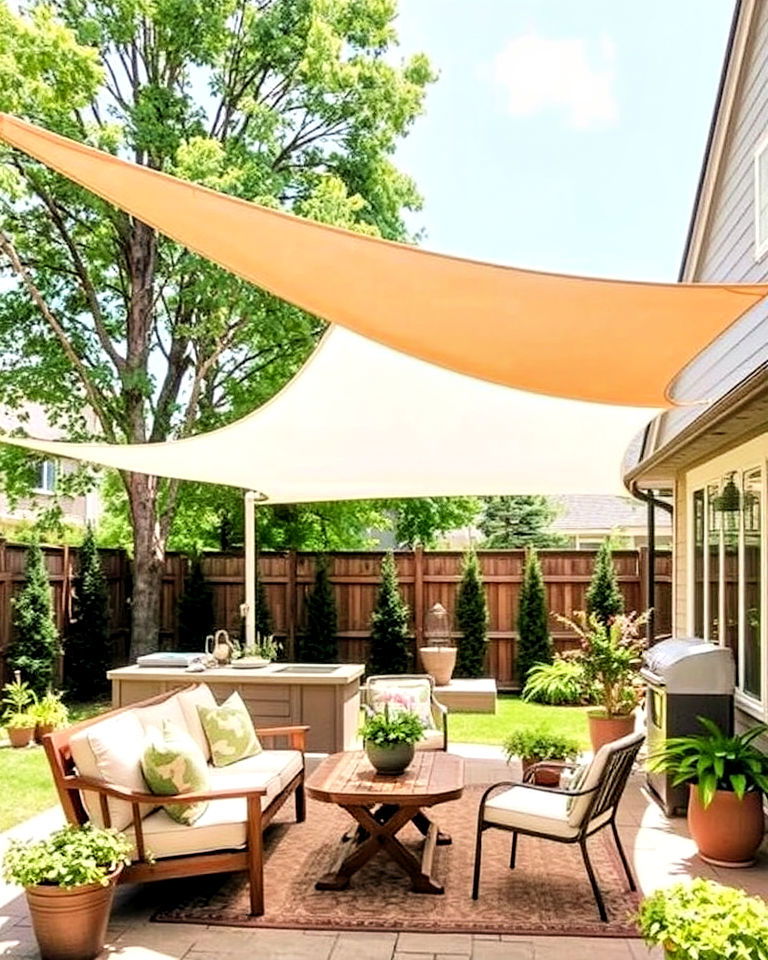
[0,747,766,960]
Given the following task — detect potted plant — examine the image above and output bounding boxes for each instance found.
[2,823,132,960]
[360,705,425,775]
[31,690,70,743]
[648,717,768,867]
[557,610,646,751]
[2,674,37,748]
[636,877,768,959]
[503,725,581,785]
[233,632,280,668]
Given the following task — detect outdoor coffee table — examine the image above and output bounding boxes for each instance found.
[306,749,464,894]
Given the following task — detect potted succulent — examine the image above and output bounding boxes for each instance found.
[360,705,425,775]
[2,674,37,748]
[31,690,69,743]
[636,877,768,959]
[2,823,132,960]
[503,725,581,785]
[649,717,768,867]
[557,610,646,751]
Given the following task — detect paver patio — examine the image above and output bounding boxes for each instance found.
[1,743,766,959]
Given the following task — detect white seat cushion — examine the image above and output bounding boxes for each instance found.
[174,684,218,761]
[415,728,445,751]
[484,786,577,839]
[123,749,303,861]
[70,710,155,830]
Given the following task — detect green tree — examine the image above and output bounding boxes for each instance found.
[9,539,60,696]
[0,0,435,657]
[301,560,337,662]
[455,551,489,678]
[65,524,110,699]
[368,552,410,674]
[479,496,564,548]
[585,540,624,627]
[516,546,552,687]
[177,555,214,650]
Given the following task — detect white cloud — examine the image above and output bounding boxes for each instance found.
[491,31,618,129]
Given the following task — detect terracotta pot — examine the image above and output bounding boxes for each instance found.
[7,726,35,748]
[25,867,121,960]
[587,712,635,752]
[687,784,765,867]
[419,646,456,687]
[521,757,561,786]
[365,741,415,775]
[34,723,54,744]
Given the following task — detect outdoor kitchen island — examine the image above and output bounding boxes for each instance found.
[108,662,365,754]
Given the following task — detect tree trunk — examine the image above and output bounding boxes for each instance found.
[127,471,166,658]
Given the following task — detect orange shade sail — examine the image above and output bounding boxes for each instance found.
[1,113,766,407]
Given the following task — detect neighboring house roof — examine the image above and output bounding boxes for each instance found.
[551,495,671,532]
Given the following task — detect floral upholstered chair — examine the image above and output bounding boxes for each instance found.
[364,674,448,751]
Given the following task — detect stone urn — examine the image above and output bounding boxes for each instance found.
[419,646,457,687]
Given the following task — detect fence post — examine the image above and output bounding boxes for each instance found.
[287,550,297,660]
[413,545,424,670]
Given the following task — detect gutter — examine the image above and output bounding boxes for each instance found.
[630,481,673,646]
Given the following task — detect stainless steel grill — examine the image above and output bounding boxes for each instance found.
[641,637,734,815]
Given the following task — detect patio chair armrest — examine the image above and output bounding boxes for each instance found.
[66,773,267,805]
[255,724,310,751]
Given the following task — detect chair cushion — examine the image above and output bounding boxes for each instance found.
[368,677,436,729]
[484,786,577,839]
[414,728,445,751]
[567,730,643,827]
[122,749,303,860]
[141,720,209,825]
[564,761,590,813]
[198,691,263,767]
[70,710,155,830]
[175,684,218,761]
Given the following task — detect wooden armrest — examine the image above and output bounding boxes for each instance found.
[66,773,267,804]
[255,724,309,750]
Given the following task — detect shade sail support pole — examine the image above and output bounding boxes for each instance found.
[244,490,257,648]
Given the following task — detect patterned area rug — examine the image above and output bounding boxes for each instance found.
[154,786,640,937]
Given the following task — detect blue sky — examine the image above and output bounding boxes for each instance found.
[392,0,735,281]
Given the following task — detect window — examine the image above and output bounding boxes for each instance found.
[707,482,720,644]
[743,469,762,700]
[34,460,57,494]
[755,135,768,259]
[693,489,704,637]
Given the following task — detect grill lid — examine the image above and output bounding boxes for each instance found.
[642,637,734,694]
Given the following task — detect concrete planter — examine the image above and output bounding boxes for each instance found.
[365,741,415,775]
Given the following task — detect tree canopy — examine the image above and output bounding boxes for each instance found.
[0,0,436,654]
[478,495,565,549]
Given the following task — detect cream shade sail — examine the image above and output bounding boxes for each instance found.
[0,326,658,501]
[0,113,766,407]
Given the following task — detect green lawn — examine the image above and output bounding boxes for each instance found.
[0,698,110,832]
[449,694,590,750]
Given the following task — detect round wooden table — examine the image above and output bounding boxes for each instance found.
[306,750,464,894]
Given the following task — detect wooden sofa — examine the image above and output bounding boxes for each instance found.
[42,683,308,915]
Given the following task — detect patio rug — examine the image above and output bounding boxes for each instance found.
[153,785,641,937]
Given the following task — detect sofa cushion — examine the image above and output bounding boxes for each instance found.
[70,710,154,830]
[141,720,209,825]
[123,750,303,860]
[134,694,188,740]
[175,684,218,761]
[198,691,262,767]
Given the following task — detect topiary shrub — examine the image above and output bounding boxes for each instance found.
[368,552,411,674]
[9,539,60,697]
[177,555,214,649]
[455,550,489,678]
[65,525,110,699]
[301,559,338,662]
[585,540,624,627]
[516,546,552,688]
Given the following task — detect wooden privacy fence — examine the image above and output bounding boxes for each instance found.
[0,543,671,689]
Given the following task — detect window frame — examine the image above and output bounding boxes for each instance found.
[754,131,768,261]
[33,459,57,496]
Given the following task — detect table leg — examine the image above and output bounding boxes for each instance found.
[315,803,444,894]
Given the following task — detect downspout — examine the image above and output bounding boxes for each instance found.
[630,482,673,645]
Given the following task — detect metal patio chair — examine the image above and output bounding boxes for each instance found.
[472,731,643,921]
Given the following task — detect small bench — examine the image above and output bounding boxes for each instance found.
[42,683,308,915]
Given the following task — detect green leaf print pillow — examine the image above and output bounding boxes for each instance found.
[197,691,262,767]
[141,720,209,825]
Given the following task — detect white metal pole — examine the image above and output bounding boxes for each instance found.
[243,490,257,648]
